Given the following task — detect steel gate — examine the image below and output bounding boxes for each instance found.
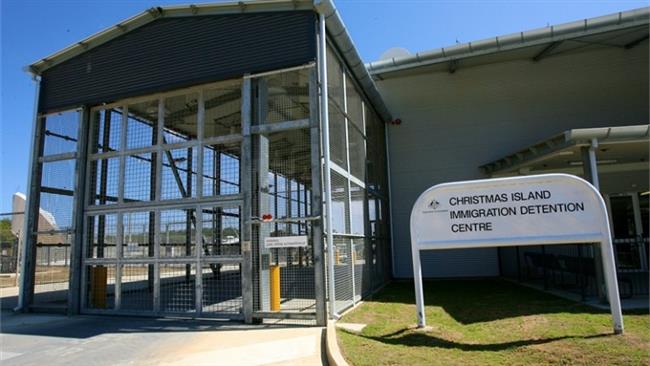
[80,66,324,323]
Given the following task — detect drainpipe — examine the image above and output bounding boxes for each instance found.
[588,138,600,189]
[318,13,338,319]
[385,122,396,279]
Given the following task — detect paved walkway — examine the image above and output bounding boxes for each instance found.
[0,311,325,366]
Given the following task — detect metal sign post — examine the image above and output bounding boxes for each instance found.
[410,173,624,334]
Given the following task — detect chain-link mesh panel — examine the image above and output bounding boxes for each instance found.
[348,124,366,181]
[326,46,344,109]
[92,108,123,154]
[202,262,242,315]
[330,171,349,234]
[333,236,353,313]
[85,264,117,310]
[122,211,154,258]
[39,159,75,231]
[163,92,199,144]
[205,80,242,137]
[364,108,388,196]
[126,99,158,149]
[160,208,196,258]
[124,153,155,202]
[43,110,79,156]
[89,157,120,205]
[160,263,196,313]
[203,142,241,196]
[353,237,370,300]
[258,69,310,124]
[250,126,317,321]
[161,147,198,200]
[33,242,71,305]
[345,78,363,131]
[202,206,241,256]
[121,263,154,311]
[328,100,347,170]
[350,182,365,236]
[87,214,118,259]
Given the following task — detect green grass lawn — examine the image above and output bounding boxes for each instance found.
[337,279,649,366]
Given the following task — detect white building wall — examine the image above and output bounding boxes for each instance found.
[377,44,649,278]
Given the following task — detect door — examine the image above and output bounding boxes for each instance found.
[607,193,649,272]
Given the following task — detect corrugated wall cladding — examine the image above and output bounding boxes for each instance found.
[39,11,316,112]
[379,44,648,278]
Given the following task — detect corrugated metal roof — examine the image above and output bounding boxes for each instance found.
[367,7,650,76]
[27,0,392,121]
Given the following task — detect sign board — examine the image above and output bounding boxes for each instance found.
[410,174,623,334]
[264,235,308,249]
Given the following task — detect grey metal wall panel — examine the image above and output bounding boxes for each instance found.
[39,11,316,112]
[379,44,649,278]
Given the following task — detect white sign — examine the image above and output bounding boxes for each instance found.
[264,235,308,249]
[412,174,603,249]
[410,174,623,334]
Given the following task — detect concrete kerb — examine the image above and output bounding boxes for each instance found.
[326,319,350,366]
[325,300,366,366]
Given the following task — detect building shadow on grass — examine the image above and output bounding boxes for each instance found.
[365,278,648,325]
[350,327,613,352]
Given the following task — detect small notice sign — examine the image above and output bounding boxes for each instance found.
[264,235,308,249]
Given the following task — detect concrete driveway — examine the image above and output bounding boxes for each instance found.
[0,311,326,366]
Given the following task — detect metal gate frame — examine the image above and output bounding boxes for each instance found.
[79,81,248,319]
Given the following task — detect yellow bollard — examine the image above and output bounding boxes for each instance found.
[270,265,281,311]
[91,266,108,308]
[335,248,340,265]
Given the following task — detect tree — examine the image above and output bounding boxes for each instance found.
[0,219,17,244]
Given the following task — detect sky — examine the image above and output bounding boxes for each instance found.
[1,0,647,213]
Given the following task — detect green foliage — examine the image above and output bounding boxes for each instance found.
[0,219,17,244]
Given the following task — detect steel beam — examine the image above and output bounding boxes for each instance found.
[532,41,563,62]
[624,34,649,49]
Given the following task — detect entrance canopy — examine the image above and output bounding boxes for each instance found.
[480,125,649,194]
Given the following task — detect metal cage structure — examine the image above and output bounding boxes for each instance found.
[18,3,392,326]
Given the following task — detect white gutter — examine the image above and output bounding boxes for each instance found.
[315,0,392,123]
[367,6,650,76]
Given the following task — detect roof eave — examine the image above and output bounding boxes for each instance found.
[480,124,650,175]
[367,6,650,76]
[315,0,393,121]
[27,0,315,75]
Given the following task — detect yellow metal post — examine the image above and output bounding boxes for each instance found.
[270,265,281,311]
[91,266,108,308]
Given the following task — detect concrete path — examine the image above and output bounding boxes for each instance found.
[0,311,325,366]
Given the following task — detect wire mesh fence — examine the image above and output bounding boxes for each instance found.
[21,62,391,323]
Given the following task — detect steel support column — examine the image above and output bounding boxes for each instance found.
[240,77,254,323]
[17,77,43,312]
[256,78,271,312]
[581,139,606,301]
[318,13,338,319]
[309,66,327,326]
[68,107,91,314]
